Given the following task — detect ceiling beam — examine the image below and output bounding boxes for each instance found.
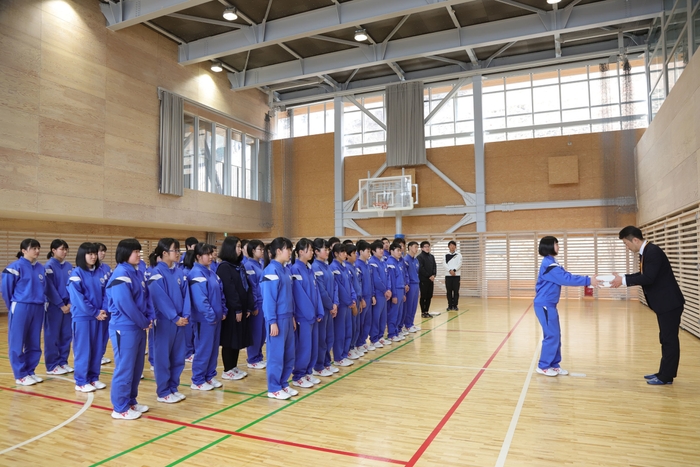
[179,0,479,65]
[100,0,213,31]
[273,38,645,106]
[227,0,661,90]
[493,0,545,15]
[168,13,245,28]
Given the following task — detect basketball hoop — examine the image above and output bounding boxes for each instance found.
[373,202,389,217]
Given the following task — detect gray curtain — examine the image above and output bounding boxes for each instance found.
[385,81,426,167]
[158,90,185,196]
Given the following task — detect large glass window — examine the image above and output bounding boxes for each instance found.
[184,115,195,190]
[274,101,334,139]
[197,119,212,193]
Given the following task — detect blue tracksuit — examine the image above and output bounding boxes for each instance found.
[107,263,154,413]
[312,259,337,371]
[533,256,590,370]
[290,261,324,381]
[403,254,420,329]
[44,258,73,371]
[355,258,374,348]
[243,256,266,364]
[386,256,406,339]
[348,261,363,351]
[148,262,191,398]
[68,266,107,386]
[261,260,295,392]
[369,256,391,343]
[182,265,195,359]
[188,263,227,385]
[329,259,356,361]
[142,262,155,367]
[2,257,47,380]
[96,263,112,360]
[210,261,219,274]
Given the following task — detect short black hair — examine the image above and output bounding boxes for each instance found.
[183,250,197,270]
[538,236,558,257]
[269,237,293,259]
[619,226,643,242]
[407,241,418,248]
[342,239,354,245]
[390,242,402,252]
[219,236,242,264]
[115,238,142,264]
[331,242,347,259]
[328,237,341,246]
[185,237,199,248]
[370,240,383,253]
[420,241,430,248]
[76,242,100,271]
[17,238,41,259]
[393,237,406,245]
[356,240,371,252]
[346,244,357,255]
[96,243,107,252]
[246,239,264,257]
[47,239,69,259]
[194,243,215,262]
[448,240,457,247]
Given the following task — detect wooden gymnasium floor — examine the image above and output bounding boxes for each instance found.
[1,297,700,467]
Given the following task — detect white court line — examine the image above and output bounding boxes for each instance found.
[495,345,539,467]
[0,374,94,456]
[371,359,530,373]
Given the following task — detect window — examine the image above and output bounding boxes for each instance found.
[183,115,195,190]
[343,93,386,156]
[274,101,334,139]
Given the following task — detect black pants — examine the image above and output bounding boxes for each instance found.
[419,280,434,314]
[221,347,241,372]
[655,306,683,382]
[445,276,461,309]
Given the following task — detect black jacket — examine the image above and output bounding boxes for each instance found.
[217,260,254,349]
[417,251,436,282]
[625,242,684,314]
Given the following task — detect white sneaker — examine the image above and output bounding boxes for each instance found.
[355,347,366,355]
[366,343,376,351]
[347,350,359,360]
[91,380,107,390]
[552,368,569,376]
[283,386,299,396]
[29,374,44,383]
[414,325,422,331]
[408,326,417,333]
[61,364,74,373]
[101,357,111,365]
[305,375,321,384]
[221,370,235,380]
[372,341,383,349]
[292,378,313,388]
[326,365,339,374]
[207,378,223,388]
[150,366,155,372]
[141,374,144,379]
[185,355,194,363]
[191,382,214,391]
[111,409,141,420]
[15,376,36,386]
[379,338,392,346]
[399,334,406,340]
[268,390,291,400]
[172,391,186,401]
[247,361,267,369]
[338,359,354,367]
[157,394,181,404]
[75,383,96,393]
[233,368,248,379]
[536,367,558,377]
[131,404,149,413]
[313,368,333,377]
[47,366,68,375]
[391,336,401,342]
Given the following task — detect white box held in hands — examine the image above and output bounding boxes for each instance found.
[595,274,617,288]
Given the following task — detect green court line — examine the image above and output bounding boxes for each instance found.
[235,309,469,433]
[90,427,187,467]
[165,435,231,467]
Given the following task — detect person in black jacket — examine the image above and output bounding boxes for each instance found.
[417,241,437,318]
[217,236,254,381]
[612,226,685,385]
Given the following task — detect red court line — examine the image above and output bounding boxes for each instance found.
[0,386,406,465]
[405,303,533,467]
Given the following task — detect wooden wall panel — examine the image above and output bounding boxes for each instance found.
[487,207,637,232]
[0,0,272,235]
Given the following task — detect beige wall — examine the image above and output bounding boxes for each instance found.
[0,0,272,235]
[636,51,700,225]
[269,129,640,239]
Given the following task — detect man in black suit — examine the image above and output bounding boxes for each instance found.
[417,241,437,319]
[612,226,685,385]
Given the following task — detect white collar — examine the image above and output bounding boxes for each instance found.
[639,240,648,255]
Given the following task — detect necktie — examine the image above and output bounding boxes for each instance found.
[639,254,644,274]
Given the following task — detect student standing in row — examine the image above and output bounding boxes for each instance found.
[44,239,74,375]
[403,241,421,333]
[186,243,227,391]
[217,237,252,381]
[354,240,376,353]
[106,239,153,420]
[444,240,462,311]
[345,244,364,360]
[290,238,323,388]
[68,242,108,393]
[417,241,436,319]
[386,243,406,342]
[262,237,297,400]
[329,244,356,367]
[96,243,112,365]
[244,240,267,370]
[147,238,190,403]
[369,240,392,348]
[311,238,338,377]
[2,239,47,386]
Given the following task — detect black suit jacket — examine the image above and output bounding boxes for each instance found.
[417,251,436,282]
[625,242,684,314]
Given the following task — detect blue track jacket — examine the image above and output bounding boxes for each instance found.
[261,260,294,325]
[148,261,191,323]
[106,263,153,331]
[68,266,107,322]
[290,261,324,323]
[534,256,590,306]
[188,263,227,324]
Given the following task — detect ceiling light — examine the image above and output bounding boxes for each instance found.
[546,0,561,4]
[354,28,368,42]
[223,7,238,21]
[211,61,223,72]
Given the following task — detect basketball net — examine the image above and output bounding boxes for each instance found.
[373,202,389,217]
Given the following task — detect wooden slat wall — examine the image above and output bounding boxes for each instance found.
[642,206,700,338]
